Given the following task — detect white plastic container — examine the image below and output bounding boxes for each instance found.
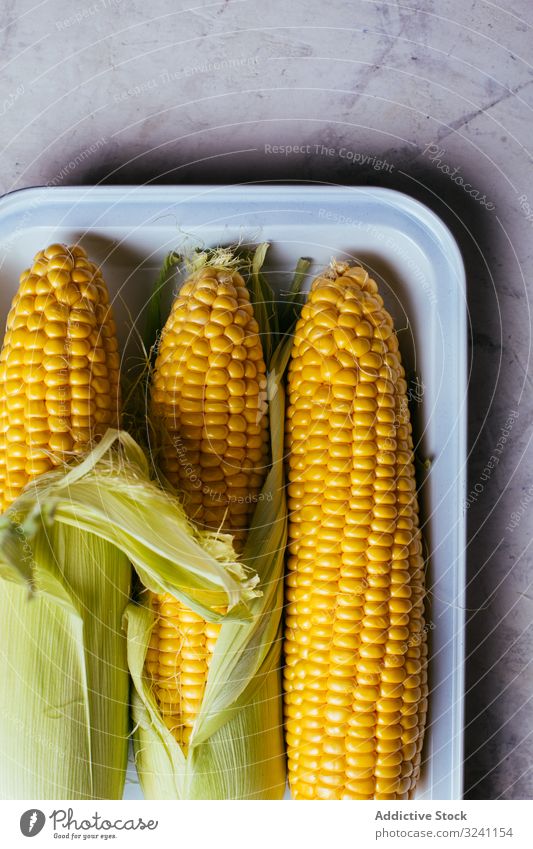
[0,185,467,800]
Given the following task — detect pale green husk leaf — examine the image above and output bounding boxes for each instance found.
[0,430,258,622]
[0,520,130,798]
[0,429,259,799]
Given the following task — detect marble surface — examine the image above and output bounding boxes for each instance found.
[1,0,532,800]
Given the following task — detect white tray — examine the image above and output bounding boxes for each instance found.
[0,184,467,800]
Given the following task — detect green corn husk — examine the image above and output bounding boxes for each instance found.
[127,365,286,799]
[0,524,129,800]
[0,430,257,800]
[127,245,298,800]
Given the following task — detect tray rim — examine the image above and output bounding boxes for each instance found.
[0,183,467,269]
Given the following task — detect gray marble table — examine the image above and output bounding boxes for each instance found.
[1,0,531,800]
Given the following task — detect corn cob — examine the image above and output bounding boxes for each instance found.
[0,243,128,799]
[284,263,427,800]
[146,260,269,750]
[0,243,120,510]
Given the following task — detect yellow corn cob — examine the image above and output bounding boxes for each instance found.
[146,262,269,749]
[0,243,120,511]
[284,263,428,800]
